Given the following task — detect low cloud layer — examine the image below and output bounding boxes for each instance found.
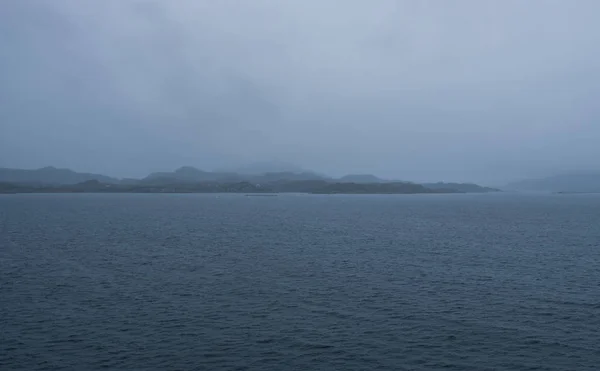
[1,0,599,183]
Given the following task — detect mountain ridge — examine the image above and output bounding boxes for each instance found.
[0,166,499,193]
[0,166,119,185]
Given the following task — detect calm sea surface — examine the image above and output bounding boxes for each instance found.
[1,193,599,370]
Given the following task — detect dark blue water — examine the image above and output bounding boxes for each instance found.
[1,193,599,370]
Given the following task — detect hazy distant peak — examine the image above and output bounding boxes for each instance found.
[228,161,306,175]
[175,166,206,174]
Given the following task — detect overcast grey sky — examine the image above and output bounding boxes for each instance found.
[1,0,599,183]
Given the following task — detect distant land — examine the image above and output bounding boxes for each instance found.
[423,182,500,194]
[504,173,600,193]
[0,166,500,194]
[0,166,119,185]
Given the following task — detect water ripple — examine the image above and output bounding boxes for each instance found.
[1,193,600,370]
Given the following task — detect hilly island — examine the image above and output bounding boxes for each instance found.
[0,166,499,194]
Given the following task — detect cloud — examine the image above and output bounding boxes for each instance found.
[1,0,599,182]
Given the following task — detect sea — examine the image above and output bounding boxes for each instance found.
[1,193,599,370]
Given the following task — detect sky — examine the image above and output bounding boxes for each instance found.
[1,0,599,184]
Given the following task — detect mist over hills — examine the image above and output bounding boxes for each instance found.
[6,165,598,194]
[143,167,327,184]
[223,161,308,175]
[2,1,600,194]
[504,173,600,193]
